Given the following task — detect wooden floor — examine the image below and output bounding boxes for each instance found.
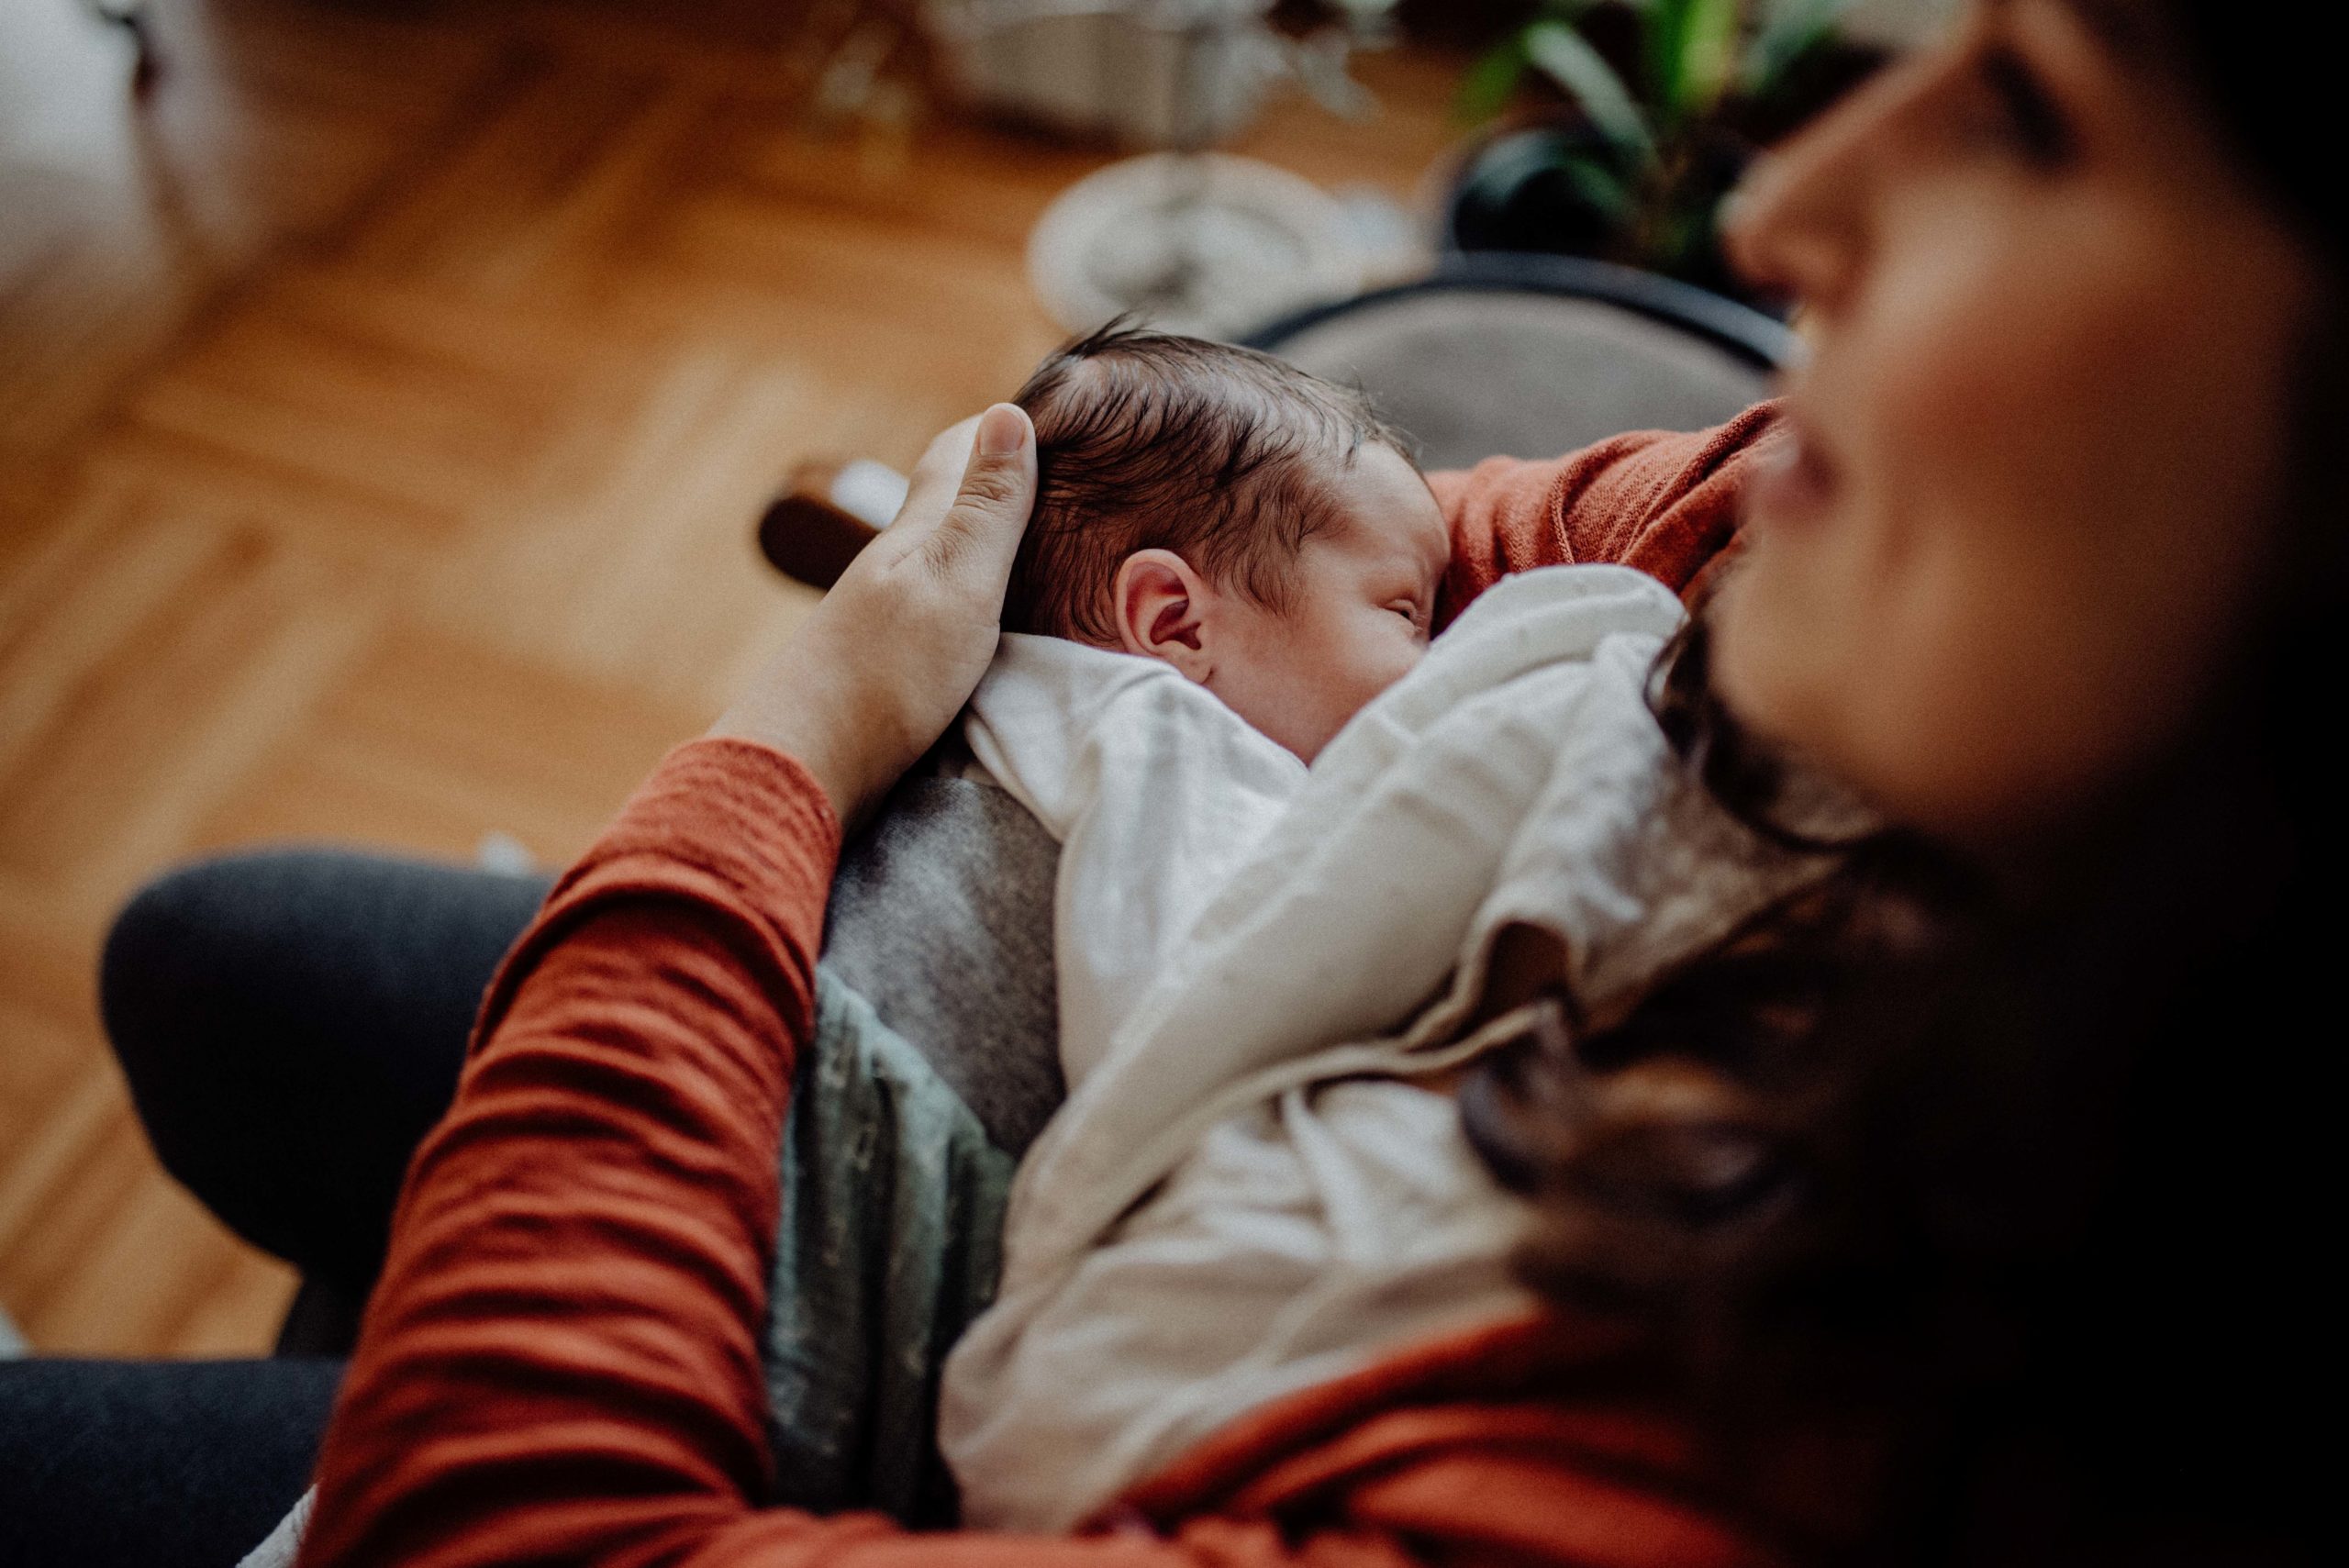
[0,0,1463,1354]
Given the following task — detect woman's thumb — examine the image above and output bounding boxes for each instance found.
[925,403,1037,576]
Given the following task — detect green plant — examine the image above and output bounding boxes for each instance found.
[1457,0,1856,280]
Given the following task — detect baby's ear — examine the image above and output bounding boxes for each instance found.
[1112,549,1213,683]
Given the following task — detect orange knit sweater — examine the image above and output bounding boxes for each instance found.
[300,409,1830,1568]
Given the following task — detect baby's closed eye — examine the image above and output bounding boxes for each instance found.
[1386,595,1434,637]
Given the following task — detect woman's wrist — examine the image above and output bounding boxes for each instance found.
[710,626,919,828]
[713,406,1036,831]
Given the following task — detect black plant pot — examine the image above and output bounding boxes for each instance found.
[1443,123,1774,314]
[1445,126,1621,259]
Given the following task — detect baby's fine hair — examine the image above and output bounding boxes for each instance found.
[1003,322,1413,644]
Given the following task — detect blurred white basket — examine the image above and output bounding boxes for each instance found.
[1026,150,1369,338]
[923,0,1286,148]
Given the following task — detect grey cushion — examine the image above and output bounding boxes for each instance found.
[1267,289,1773,471]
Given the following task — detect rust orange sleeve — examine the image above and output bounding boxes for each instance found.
[297,736,844,1568]
[1429,403,1786,628]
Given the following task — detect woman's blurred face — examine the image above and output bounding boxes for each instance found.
[1715,0,2318,841]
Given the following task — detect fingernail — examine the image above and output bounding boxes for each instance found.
[977,404,1027,458]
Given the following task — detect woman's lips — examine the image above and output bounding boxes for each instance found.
[1748,418,1839,530]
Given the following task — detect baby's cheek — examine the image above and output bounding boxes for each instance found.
[1377,627,1429,692]
[1334,630,1422,729]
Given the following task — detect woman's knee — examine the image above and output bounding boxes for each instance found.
[99,852,323,1237]
[95,847,544,1284]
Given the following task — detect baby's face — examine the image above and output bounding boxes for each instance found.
[1205,444,1449,762]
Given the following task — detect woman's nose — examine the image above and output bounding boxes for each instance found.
[1723,107,1870,316]
[1722,46,1945,318]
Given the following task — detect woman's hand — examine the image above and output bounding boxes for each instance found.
[714,403,1037,828]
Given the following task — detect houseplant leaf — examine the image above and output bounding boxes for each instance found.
[1455,32,1531,125]
[1742,0,1856,97]
[1525,18,1656,167]
[1647,0,1740,126]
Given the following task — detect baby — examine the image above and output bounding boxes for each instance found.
[1002,323,1452,763]
[960,326,1453,1089]
[943,333,1756,1533]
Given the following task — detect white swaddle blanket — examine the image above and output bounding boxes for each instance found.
[942,563,1849,1531]
[963,631,1305,1090]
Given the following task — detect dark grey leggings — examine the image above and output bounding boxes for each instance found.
[0,851,549,1568]
[98,850,552,1300]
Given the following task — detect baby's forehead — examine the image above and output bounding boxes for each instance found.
[1298,442,1446,560]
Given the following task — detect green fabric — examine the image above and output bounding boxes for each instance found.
[762,971,1017,1528]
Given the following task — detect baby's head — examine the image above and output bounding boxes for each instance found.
[1004,324,1448,762]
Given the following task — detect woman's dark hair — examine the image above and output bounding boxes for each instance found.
[1460,6,2343,1559]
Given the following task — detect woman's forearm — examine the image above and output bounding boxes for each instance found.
[1430,401,1785,627]
[296,738,841,1568]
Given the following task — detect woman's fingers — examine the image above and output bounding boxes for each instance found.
[893,415,982,528]
[909,404,1037,583]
